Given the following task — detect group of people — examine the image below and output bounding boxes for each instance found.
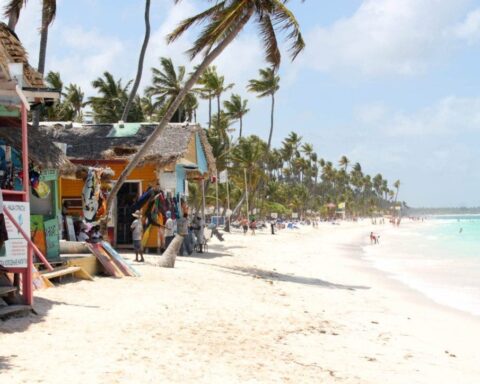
[130,210,206,262]
[241,217,257,235]
[77,223,103,244]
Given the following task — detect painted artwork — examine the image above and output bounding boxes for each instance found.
[30,215,47,257]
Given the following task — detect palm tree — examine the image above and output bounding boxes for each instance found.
[105,0,305,230]
[45,71,63,92]
[140,95,156,121]
[6,0,58,127]
[64,84,86,122]
[197,66,216,128]
[198,66,233,129]
[121,0,151,122]
[338,155,350,171]
[146,57,197,122]
[89,71,132,123]
[248,67,280,150]
[393,180,401,215]
[223,93,249,138]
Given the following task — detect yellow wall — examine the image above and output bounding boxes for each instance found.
[60,162,158,199]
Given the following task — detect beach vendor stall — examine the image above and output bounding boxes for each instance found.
[40,122,216,251]
[0,22,77,311]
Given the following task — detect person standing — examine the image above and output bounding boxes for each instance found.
[77,223,90,242]
[164,211,175,251]
[241,217,248,235]
[192,215,204,253]
[270,219,275,235]
[131,210,145,262]
[250,218,257,235]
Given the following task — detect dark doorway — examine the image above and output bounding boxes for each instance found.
[116,182,140,245]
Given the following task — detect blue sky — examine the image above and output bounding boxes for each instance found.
[6,0,480,207]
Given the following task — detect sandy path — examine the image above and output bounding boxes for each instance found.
[1,223,479,383]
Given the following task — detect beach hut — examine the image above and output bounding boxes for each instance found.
[39,122,216,249]
[0,22,76,309]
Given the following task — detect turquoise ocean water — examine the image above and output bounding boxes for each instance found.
[362,216,480,317]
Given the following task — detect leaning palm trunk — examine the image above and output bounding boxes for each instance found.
[121,0,151,121]
[157,234,184,268]
[208,97,212,128]
[104,10,254,227]
[231,191,246,218]
[7,14,18,30]
[217,95,221,128]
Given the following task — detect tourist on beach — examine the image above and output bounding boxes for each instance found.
[370,232,379,245]
[270,219,276,235]
[241,217,249,235]
[192,215,204,253]
[77,223,90,242]
[131,210,144,262]
[250,218,257,235]
[177,212,193,256]
[164,211,175,251]
[90,225,103,244]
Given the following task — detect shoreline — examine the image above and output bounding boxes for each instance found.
[352,220,480,320]
[1,222,479,383]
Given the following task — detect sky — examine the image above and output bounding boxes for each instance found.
[5,0,480,207]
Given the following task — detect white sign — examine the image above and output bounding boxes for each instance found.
[292,212,298,219]
[160,172,177,192]
[219,170,228,184]
[271,212,278,219]
[0,201,30,268]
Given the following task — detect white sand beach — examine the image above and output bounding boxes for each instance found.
[1,222,479,383]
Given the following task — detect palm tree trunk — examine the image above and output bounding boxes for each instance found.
[8,14,18,31]
[121,0,151,122]
[33,7,50,129]
[208,97,212,128]
[267,93,275,150]
[104,9,254,232]
[239,116,243,138]
[157,234,183,268]
[231,191,246,218]
[217,95,221,128]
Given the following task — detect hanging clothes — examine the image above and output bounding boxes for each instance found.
[82,167,101,222]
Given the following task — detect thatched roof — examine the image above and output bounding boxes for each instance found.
[0,117,76,176]
[0,22,44,87]
[39,122,216,175]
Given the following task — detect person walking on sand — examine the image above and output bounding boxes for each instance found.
[250,218,257,235]
[270,219,276,235]
[241,217,248,235]
[131,210,145,262]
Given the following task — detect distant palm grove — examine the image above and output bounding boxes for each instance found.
[39,60,402,219]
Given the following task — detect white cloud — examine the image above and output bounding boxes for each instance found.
[383,97,480,136]
[453,8,480,43]
[304,0,471,76]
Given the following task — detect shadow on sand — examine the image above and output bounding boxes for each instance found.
[0,355,13,370]
[182,243,237,260]
[0,296,100,334]
[213,265,370,291]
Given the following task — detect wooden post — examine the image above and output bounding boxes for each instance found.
[21,103,33,305]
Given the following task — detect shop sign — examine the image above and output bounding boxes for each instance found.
[0,201,30,268]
